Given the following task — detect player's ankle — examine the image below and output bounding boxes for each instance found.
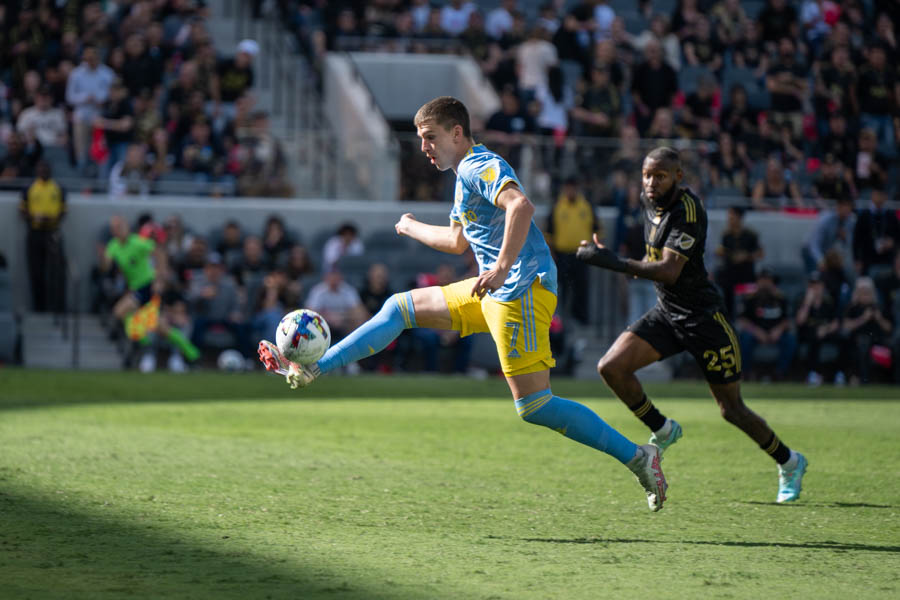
[653,419,672,438]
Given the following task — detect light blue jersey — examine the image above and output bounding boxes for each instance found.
[450,144,557,301]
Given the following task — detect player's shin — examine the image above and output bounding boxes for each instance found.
[515,389,638,464]
[316,291,417,374]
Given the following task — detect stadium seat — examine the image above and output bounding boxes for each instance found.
[742,0,765,20]
[650,0,677,15]
[335,254,373,288]
[364,228,412,253]
[0,270,11,312]
[0,312,16,362]
[678,65,713,95]
[42,146,80,179]
[621,12,649,35]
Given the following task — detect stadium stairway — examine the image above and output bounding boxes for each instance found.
[22,313,122,370]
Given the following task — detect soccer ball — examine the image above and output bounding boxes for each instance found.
[275,309,331,365]
[217,349,245,372]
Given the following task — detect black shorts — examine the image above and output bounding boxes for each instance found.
[131,283,153,306]
[628,305,742,384]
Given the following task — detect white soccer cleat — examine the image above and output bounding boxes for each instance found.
[627,444,668,511]
[649,419,683,455]
[777,452,808,503]
[285,361,320,389]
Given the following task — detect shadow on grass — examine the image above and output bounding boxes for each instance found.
[739,500,899,509]
[0,488,420,599]
[505,536,900,553]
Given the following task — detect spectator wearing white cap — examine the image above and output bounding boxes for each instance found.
[211,39,258,122]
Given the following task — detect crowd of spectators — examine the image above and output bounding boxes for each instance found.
[0,0,291,197]
[271,0,898,207]
[90,211,480,374]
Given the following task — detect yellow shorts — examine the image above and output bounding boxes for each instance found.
[441,277,557,376]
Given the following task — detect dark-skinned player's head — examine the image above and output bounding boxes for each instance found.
[641,147,683,208]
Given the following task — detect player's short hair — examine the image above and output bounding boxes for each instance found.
[414,96,471,138]
[644,146,682,170]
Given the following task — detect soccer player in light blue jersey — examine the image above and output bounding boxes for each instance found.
[258,97,667,511]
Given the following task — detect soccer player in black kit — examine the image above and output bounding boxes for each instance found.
[577,147,807,503]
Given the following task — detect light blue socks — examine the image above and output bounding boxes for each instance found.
[316,292,417,374]
[516,388,638,464]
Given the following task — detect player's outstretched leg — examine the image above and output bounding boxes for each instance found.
[260,291,421,388]
[512,375,667,511]
[709,382,807,503]
[598,331,683,455]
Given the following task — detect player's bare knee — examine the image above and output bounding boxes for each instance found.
[597,354,626,382]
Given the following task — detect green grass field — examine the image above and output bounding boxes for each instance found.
[1,369,898,599]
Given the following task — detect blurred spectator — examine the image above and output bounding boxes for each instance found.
[720,84,757,141]
[535,66,573,176]
[709,131,750,194]
[766,37,807,140]
[66,44,115,172]
[20,161,66,313]
[750,156,803,210]
[441,1,477,37]
[236,111,291,197]
[856,41,897,158]
[110,143,154,198]
[679,75,718,139]
[216,220,245,269]
[486,0,517,40]
[671,0,702,41]
[285,244,315,281]
[516,26,557,102]
[795,270,843,385]
[121,33,164,98]
[570,65,621,138]
[614,180,655,323]
[0,131,42,180]
[841,276,893,384]
[262,216,294,268]
[818,111,856,169]
[630,39,678,134]
[632,14,680,71]
[133,92,163,145]
[682,16,723,73]
[177,236,211,286]
[546,177,598,325]
[715,207,763,318]
[94,79,135,178]
[803,196,856,273]
[162,215,195,265]
[188,252,249,357]
[758,0,799,48]
[731,20,769,80]
[322,222,365,273]
[711,0,748,47]
[812,45,857,129]
[876,252,900,383]
[179,117,226,183]
[16,86,67,149]
[812,154,851,204]
[213,39,258,119]
[737,269,797,381]
[231,235,269,303]
[646,107,676,143]
[852,128,890,195]
[553,11,592,87]
[853,186,899,278]
[593,0,615,42]
[250,268,293,346]
[484,87,536,170]
[305,269,368,343]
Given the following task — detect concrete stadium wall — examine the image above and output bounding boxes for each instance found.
[0,192,819,314]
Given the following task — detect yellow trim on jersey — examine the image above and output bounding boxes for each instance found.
[714,312,742,371]
[490,177,517,206]
[681,194,697,223]
[398,293,412,329]
[664,247,690,260]
[465,143,485,156]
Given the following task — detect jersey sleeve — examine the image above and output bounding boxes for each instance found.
[461,155,521,206]
[663,203,700,259]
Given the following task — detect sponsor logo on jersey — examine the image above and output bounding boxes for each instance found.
[479,166,498,183]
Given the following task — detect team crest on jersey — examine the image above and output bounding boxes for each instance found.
[479,166,498,183]
[675,232,696,250]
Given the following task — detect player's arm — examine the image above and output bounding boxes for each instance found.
[471,182,533,298]
[576,233,687,286]
[395,213,468,254]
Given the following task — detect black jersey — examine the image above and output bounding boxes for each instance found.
[642,187,724,319]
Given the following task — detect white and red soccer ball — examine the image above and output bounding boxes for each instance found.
[275,309,331,365]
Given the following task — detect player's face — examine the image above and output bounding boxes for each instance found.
[641,158,681,203]
[416,121,457,172]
